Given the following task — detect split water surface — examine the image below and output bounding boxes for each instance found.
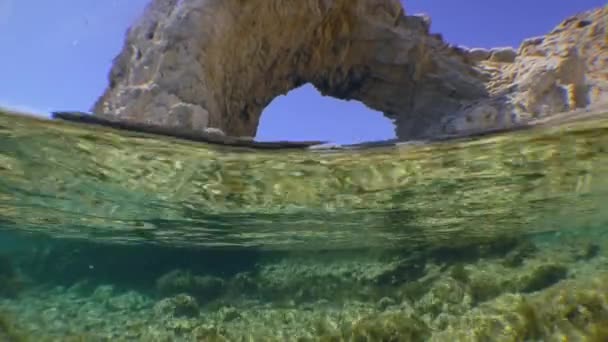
[1,109,608,341]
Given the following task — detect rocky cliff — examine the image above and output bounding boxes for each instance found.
[444,6,608,135]
[92,0,607,141]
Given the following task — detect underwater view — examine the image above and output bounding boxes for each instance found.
[1,107,608,341]
[2,0,608,341]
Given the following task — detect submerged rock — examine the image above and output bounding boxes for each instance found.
[107,291,150,311]
[346,311,431,341]
[0,312,27,342]
[93,1,607,140]
[430,274,608,341]
[518,264,569,293]
[91,284,115,301]
[575,242,601,261]
[154,294,200,318]
[0,230,606,341]
[156,270,225,302]
[502,240,539,267]
[0,255,25,298]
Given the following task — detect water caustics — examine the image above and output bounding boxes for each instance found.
[1,109,607,251]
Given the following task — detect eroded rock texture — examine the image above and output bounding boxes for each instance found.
[443,6,608,135]
[93,1,608,140]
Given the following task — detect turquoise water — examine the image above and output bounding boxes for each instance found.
[1,109,608,341]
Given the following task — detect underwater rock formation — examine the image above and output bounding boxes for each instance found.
[156,269,225,302]
[93,1,607,140]
[0,255,24,298]
[0,227,606,341]
[154,294,200,318]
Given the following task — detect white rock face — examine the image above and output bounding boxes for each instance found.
[92,2,608,140]
[441,7,607,136]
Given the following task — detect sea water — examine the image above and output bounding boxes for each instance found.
[0,110,607,341]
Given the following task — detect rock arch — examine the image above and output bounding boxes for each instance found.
[93,0,606,140]
[92,0,488,140]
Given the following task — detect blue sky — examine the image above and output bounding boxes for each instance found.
[0,1,605,144]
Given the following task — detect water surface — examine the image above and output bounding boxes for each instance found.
[1,109,607,250]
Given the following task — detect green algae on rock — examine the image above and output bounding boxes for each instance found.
[0,227,605,341]
[156,270,225,303]
[0,311,28,342]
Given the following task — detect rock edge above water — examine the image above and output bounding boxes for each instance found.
[92,1,607,141]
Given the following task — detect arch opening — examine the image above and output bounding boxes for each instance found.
[256,84,396,145]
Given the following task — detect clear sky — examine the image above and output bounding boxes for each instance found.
[0,0,605,144]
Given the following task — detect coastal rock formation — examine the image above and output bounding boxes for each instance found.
[443,7,608,135]
[93,1,607,140]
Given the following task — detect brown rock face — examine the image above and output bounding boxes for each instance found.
[93,1,608,141]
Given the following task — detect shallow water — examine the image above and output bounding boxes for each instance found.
[2,110,608,250]
[1,110,608,341]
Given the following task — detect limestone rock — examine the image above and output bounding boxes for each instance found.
[489,47,518,63]
[442,6,607,135]
[92,1,608,141]
[441,102,514,135]
[92,0,487,140]
[203,127,226,138]
[512,9,605,111]
[518,36,546,56]
[412,13,432,32]
[513,48,587,116]
[467,48,492,62]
